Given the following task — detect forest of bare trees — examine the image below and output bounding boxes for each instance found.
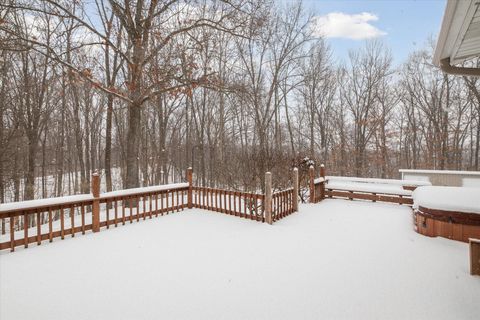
[0,0,479,203]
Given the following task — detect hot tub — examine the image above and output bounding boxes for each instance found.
[413,186,480,242]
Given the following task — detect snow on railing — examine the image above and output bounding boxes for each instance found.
[326,176,431,187]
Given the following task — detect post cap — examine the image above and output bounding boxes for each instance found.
[320,164,325,167]
[293,167,298,171]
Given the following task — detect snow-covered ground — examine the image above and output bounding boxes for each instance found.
[1,200,479,320]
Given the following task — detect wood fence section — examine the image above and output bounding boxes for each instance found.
[325,189,413,205]
[272,188,295,222]
[191,187,265,222]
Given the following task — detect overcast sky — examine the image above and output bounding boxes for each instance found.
[297,0,446,66]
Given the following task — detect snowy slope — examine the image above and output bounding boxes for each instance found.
[1,200,479,320]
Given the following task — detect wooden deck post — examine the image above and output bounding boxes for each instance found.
[470,238,480,276]
[265,172,272,225]
[293,167,299,212]
[187,167,193,209]
[92,173,100,232]
[320,164,325,201]
[309,165,315,203]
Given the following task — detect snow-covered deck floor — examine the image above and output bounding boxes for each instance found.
[1,199,479,320]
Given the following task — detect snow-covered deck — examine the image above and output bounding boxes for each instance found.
[1,200,479,320]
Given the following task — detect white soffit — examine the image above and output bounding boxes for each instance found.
[434,0,480,66]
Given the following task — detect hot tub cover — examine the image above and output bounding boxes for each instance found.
[413,186,480,214]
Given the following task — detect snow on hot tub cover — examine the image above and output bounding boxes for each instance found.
[413,186,480,214]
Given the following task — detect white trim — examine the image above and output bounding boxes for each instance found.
[399,169,480,176]
[433,0,478,66]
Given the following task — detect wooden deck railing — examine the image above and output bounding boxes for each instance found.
[2,163,438,253]
[0,167,304,252]
[325,189,413,205]
[0,173,189,252]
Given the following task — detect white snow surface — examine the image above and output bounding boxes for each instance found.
[413,186,480,214]
[1,200,479,320]
[462,178,480,188]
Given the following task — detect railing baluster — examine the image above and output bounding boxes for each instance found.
[210,189,213,211]
[136,196,140,222]
[183,189,186,209]
[177,189,180,212]
[10,216,14,252]
[60,207,65,240]
[195,187,198,207]
[114,199,118,227]
[127,197,133,223]
[143,195,147,220]
[122,200,126,225]
[161,191,164,215]
[169,191,172,214]
[155,194,158,217]
[70,206,75,237]
[24,212,28,248]
[48,208,53,242]
[106,200,110,229]
[224,190,228,213]
[243,193,246,218]
[36,211,41,245]
[234,192,237,216]
[204,188,207,210]
[81,204,85,234]
[149,194,153,219]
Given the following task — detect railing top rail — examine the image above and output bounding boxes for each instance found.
[0,194,94,215]
[100,183,189,200]
[0,182,190,216]
[273,188,294,195]
[192,186,263,196]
